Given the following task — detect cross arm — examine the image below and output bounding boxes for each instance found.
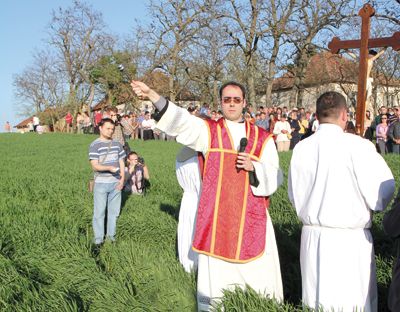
[328,32,400,54]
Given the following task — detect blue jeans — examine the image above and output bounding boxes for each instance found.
[93,182,121,244]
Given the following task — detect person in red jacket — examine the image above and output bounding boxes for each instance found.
[65,112,73,133]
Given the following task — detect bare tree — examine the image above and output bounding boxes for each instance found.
[373,0,400,26]
[286,0,355,107]
[184,13,232,108]
[260,0,296,106]
[13,51,66,124]
[374,49,400,107]
[218,0,272,106]
[145,0,210,101]
[48,0,113,112]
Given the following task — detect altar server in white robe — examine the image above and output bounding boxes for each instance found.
[288,91,395,312]
[131,80,283,311]
[176,146,202,273]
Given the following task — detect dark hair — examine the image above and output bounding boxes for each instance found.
[316,92,347,120]
[127,151,144,166]
[345,121,356,133]
[369,49,378,56]
[219,81,246,99]
[98,118,115,127]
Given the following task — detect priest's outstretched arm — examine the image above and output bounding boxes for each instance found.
[130,80,282,196]
[131,81,208,154]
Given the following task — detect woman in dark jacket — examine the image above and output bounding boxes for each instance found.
[383,188,400,312]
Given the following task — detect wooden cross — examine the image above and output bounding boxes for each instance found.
[328,3,400,135]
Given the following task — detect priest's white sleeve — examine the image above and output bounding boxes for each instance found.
[155,100,209,154]
[352,139,395,211]
[251,138,283,196]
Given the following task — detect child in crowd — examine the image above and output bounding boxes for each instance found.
[124,152,149,194]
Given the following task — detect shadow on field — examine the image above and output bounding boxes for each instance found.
[159,203,180,258]
[273,221,302,306]
[120,192,131,213]
[372,220,393,312]
[160,203,179,221]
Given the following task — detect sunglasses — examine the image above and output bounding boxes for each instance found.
[222,97,242,104]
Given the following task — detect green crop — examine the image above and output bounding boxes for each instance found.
[0,133,398,311]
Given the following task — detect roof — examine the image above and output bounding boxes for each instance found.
[271,51,400,92]
[14,116,33,128]
[91,96,109,112]
[272,52,359,91]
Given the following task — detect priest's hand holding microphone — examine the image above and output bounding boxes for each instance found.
[236,138,259,187]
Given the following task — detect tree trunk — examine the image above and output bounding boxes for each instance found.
[87,83,95,117]
[213,80,219,110]
[247,59,256,106]
[264,40,279,107]
[290,81,299,108]
[169,75,175,102]
[385,86,391,107]
[296,88,304,108]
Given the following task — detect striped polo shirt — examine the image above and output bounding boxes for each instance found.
[89,138,126,183]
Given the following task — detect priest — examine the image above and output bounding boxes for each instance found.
[131,80,284,311]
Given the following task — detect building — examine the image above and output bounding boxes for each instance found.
[266,52,400,112]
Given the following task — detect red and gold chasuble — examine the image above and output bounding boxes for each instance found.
[192,118,272,263]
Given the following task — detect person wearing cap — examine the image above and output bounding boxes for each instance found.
[130,80,283,311]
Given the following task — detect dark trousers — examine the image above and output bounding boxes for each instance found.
[143,129,154,141]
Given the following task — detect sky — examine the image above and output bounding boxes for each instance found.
[0,0,150,132]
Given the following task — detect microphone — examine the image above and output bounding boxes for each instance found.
[238,137,259,187]
[239,138,248,153]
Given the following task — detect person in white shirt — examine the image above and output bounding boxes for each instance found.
[311,118,319,132]
[273,114,291,152]
[33,115,40,132]
[288,91,395,312]
[141,111,156,140]
[130,80,283,311]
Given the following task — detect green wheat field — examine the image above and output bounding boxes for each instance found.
[0,133,399,311]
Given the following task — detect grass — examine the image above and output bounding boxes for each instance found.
[0,133,398,311]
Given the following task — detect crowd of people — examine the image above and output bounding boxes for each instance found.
[180,102,400,155]
[87,79,399,312]
[21,92,399,159]
[65,108,175,142]
[368,106,400,155]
